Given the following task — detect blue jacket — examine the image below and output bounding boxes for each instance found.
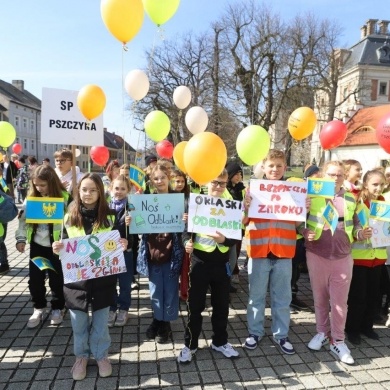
[137,233,184,278]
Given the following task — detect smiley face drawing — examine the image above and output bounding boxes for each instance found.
[104,240,117,251]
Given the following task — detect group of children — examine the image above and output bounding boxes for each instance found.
[10,150,390,382]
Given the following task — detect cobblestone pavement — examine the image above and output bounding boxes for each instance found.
[1,213,390,389]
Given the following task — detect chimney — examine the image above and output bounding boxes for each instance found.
[12,80,24,91]
[378,20,390,35]
[360,25,367,39]
[366,19,379,35]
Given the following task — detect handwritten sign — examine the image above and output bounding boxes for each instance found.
[187,193,243,240]
[129,193,185,234]
[307,178,335,199]
[248,179,307,222]
[60,230,126,284]
[369,218,390,248]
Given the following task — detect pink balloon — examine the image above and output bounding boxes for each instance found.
[376,113,390,153]
[319,120,348,150]
[156,140,174,159]
[90,146,110,167]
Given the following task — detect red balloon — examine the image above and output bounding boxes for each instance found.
[376,112,390,153]
[156,140,174,159]
[319,120,348,150]
[12,143,22,154]
[90,146,110,167]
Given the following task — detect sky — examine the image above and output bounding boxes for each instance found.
[2,0,390,150]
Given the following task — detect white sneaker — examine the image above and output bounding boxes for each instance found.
[27,308,44,328]
[211,342,239,358]
[115,310,128,327]
[308,332,330,351]
[386,315,390,328]
[50,309,64,325]
[231,274,239,284]
[108,311,116,328]
[177,346,197,364]
[330,341,354,365]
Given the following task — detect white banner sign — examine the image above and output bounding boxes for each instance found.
[187,193,243,240]
[41,87,104,146]
[248,179,308,222]
[369,218,390,248]
[60,230,126,284]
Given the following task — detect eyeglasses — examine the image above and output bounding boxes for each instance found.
[211,180,227,188]
[326,173,344,178]
[55,159,71,164]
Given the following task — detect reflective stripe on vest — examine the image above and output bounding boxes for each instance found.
[193,234,229,253]
[307,196,356,242]
[65,214,115,238]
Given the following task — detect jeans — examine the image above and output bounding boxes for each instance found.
[110,250,133,311]
[148,261,179,322]
[69,307,111,360]
[247,257,292,339]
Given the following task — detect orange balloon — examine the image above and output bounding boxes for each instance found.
[288,107,317,141]
[77,85,106,121]
[183,133,227,185]
[101,0,144,44]
[173,141,188,173]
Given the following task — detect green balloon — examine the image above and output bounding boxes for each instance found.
[144,110,170,142]
[236,125,270,165]
[142,0,180,26]
[0,121,16,148]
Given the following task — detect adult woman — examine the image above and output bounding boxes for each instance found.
[102,160,120,195]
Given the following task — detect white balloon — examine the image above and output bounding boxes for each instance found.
[75,148,81,157]
[173,86,191,109]
[125,69,150,101]
[185,106,208,135]
[253,162,264,179]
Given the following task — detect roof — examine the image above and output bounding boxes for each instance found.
[340,104,390,147]
[343,34,390,71]
[0,79,41,109]
[104,130,136,152]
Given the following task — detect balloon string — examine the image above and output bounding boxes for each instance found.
[147,27,159,78]
[174,110,182,146]
[121,45,126,164]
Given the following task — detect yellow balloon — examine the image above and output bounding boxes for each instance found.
[0,121,16,148]
[173,141,187,173]
[288,107,317,141]
[142,0,180,26]
[184,133,227,185]
[77,85,106,121]
[101,0,144,44]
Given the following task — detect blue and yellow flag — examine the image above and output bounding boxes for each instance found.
[356,203,368,227]
[307,178,335,199]
[31,256,57,272]
[323,201,339,235]
[369,200,390,221]
[25,197,65,224]
[129,164,145,190]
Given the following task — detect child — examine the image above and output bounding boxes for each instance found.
[177,169,239,363]
[107,174,134,327]
[52,173,128,381]
[172,169,190,197]
[343,159,363,198]
[243,149,303,355]
[15,165,70,328]
[16,157,29,202]
[137,164,184,343]
[301,161,371,365]
[345,169,386,344]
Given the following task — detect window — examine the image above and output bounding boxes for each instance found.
[379,82,387,95]
[31,140,34,150]
[14,115,20,128]
[44,144,47,151]
[23,118,27,129]
[30,119,35,132]
[16,137,19,143]
[23,139,27,149]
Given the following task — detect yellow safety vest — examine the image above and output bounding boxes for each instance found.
[64,214,115,238]
[307,193,356,242]
[193,234,230,253]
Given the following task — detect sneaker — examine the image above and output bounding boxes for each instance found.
[146,318,160,339]
[386,315,390,328]
[97,357,112,377]
[156,321,171,344]
[330,341,354,365]
[27,308,44,329]
[108,311,116,328]
[244,334,259,350]
[274,337,295,355]
[71,357,88,381]
[177,346,197,364]
[115,310,128,327]
[290,297,311,311]
[211,342,239,358]
[308,333,330,351]
[0,264,9,274]
[50,309,64,325]
[131,279,139,290]
[231,274,239,284]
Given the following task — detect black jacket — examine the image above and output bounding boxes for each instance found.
[1,161,18,185]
